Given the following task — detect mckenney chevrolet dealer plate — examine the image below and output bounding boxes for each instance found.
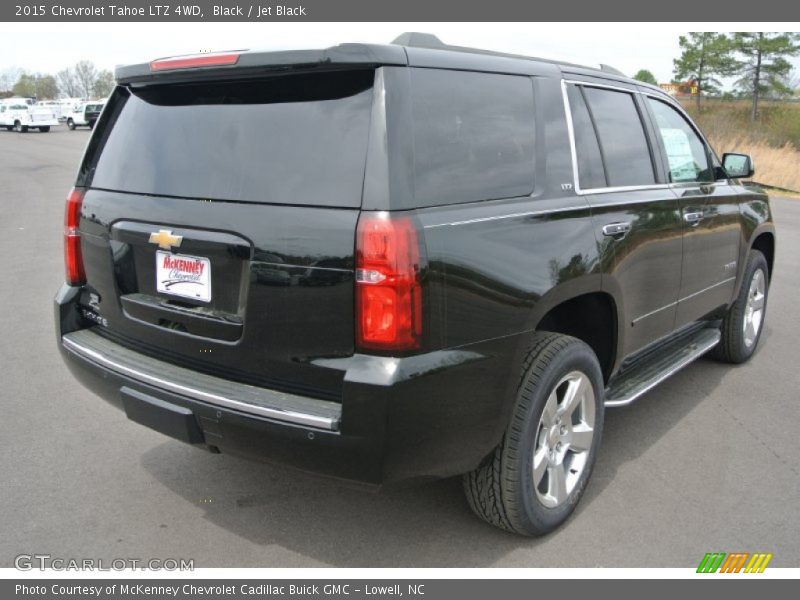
[155,250,211,302]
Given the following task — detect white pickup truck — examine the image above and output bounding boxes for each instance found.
[0,98,59,132]
[66,101,105,130]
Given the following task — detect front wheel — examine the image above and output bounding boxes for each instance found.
[463,333,604,536]
[712,249,769,363]
[13,121,27,133]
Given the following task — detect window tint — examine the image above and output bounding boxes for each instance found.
[410,69,535,206]
[646,98,712,183]
[582,87,655,187]
[567,85,606,189]
[87,70,374,207]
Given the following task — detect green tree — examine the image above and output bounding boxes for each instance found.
[92,70,115,98]
[35,75,59,99]
[12,73,36,97]
[732,32,800,120]
[12,73,59,100]
[673,33,737,110]
[633,69,658,86]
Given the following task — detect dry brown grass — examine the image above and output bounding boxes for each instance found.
[707,133,800,191]
[679,98,800,191]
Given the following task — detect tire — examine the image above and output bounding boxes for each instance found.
[712,249,769,364]
[67,119,76,130]
[13,121,27,133]
[463,332,605,536]
[88,120,95,130]
[39,126,50,133]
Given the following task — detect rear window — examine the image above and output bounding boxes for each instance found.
[84,70,374,207]
[581,86,655,188]
[410,69,535,207]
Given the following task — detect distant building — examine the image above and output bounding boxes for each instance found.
[659,80,699,97]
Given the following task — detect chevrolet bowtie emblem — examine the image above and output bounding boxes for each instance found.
[148,229,183,250]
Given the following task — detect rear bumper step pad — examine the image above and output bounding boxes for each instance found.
[61,329,341,431]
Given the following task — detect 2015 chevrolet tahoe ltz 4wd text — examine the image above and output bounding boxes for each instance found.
[55,34,775,536]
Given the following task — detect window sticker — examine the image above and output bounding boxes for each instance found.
[660,127,699,182]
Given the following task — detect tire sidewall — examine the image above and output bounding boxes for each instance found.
[728,251,769,361]
[507,339,605,534]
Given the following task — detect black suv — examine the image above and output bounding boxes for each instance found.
[56,35,775,535]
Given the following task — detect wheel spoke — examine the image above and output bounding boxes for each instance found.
[570,425,593,453]
[751,293,765,311]
[533,447,548,486]
[561,376,584,417]
[542,392,558,428]
[745,319,756,344]
[548,464,568,504]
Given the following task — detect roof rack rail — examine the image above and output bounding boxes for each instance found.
[390,32,627,79]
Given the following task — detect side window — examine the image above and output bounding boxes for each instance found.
[410,68,535,206]
[646,98,712,183]
[566,85,606,189]
[581,86,656,188]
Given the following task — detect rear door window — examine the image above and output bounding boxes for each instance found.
[566,85,607,189]
[85,70,375,207]
[410,69,535,206]
[580,86,656,188]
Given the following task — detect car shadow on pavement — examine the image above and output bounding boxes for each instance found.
[139,335,742,568]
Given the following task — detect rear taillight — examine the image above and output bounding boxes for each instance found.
[64,188,85,285]
[356,212,422,351]
[150,52,240,72]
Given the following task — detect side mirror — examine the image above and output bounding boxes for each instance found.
[722,153,755,179]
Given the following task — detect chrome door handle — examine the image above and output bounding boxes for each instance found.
[602,222,631,237]
[684,211,704,224]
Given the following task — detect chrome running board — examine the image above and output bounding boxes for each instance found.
[604,328,721,408]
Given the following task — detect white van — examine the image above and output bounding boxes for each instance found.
[0,98,59,132]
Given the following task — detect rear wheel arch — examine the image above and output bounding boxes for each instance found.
[535,291,618,383]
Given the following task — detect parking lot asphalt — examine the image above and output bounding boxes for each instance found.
[1,127,798,568]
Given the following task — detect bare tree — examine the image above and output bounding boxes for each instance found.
[0,67,24,93]
[57,67,80,98]
[73,61,99,98]
[92,70,115,98]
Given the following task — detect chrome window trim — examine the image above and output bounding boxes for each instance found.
[561,79,669,196]
[562,78,724,195]
[423,204,589,229]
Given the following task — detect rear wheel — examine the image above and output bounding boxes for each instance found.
[712,249,769,363]
[13,121,27,133]
[67,119,76,130]
[463,332,604,536]
[39,126,50,133]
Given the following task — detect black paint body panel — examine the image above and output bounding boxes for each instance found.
[56,45,776,485]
